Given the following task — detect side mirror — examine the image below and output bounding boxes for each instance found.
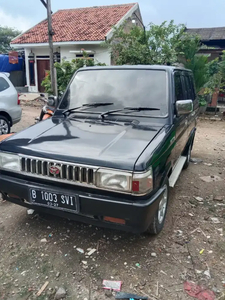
[176,100,193,116]
[47,95,57,107]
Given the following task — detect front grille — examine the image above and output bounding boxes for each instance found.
[20,156,95,185]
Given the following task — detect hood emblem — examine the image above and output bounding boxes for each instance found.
[49,165,61,175]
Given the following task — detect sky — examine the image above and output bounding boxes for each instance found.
[0,0,224,32]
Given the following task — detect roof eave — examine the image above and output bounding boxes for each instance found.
[10,40,104,48]
[106,3,139,40]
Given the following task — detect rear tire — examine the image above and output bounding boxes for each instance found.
[0,115,10,135]
[146,179,169,235]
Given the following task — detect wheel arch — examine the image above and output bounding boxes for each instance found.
[182,127,196,156]
[0,111,12,126]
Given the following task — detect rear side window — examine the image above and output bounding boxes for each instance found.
[174,74,184,101]
[0,77,10,92]
[184,75,195,100]
[188,74,196,100]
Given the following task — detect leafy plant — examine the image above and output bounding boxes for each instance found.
[0,26,21,53]
[202,51,225,96]
[105,20,187,66]
[41,52,105,94]
[184,55,209,92]
[198,95,207,106]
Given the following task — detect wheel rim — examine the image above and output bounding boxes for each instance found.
[158,185,168,224]
[0,119,9,135]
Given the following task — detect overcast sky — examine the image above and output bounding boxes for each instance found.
[0,0,224,32]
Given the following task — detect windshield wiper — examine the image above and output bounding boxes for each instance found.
[100,106,160,119]
[63,102,114,116]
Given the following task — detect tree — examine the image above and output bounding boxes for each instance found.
[106,21,187,66]
[204,51,225,94]
[106,20,215,93]
[179,33,208,92]
[0,26,22,53]
[42,53,105,94]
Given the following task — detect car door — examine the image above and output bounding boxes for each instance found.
[173,71,189,161]
[0,74,18,111]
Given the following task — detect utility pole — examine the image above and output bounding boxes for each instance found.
[46,0,57,96]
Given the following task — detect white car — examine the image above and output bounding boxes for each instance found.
[0,72,22,134]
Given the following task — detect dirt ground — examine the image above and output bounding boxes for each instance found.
[0,106,225,300]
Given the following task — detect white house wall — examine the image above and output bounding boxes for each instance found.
[60,45,111,65]
[25,45,111,92]
[25,47,51,92]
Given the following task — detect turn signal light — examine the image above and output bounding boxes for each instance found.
[104,216,126,225]
[8,194,20,199]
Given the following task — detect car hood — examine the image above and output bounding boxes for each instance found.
[0,117,164,170]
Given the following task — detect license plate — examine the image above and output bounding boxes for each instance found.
[29,189,78,213]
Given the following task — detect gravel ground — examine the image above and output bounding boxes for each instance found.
[0,106,225,300]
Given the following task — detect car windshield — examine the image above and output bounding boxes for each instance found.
[59,69,168,117]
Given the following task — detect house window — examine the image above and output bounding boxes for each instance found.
[29,61,35,86]
[76,54,94,59]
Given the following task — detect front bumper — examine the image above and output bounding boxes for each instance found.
[0,173,165,233]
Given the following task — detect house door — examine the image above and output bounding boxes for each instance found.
[37,59,50,92]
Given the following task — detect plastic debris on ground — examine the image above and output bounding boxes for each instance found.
[199,249,205,255]
[151,253,157,257]
[103,280,122,291]
[194,196,204,202]
[76,248,84,254]
[27,209,35,215]
[55,287,66,300]
[203,270,211,279]
[40,238,47,243]
[184,281,215,300]
[190,158,203,164]
[200,175,223,183]
[214,196,224,202]
[211,217,220,224]
[87,248,96,256]
[115,292,148,299]
[36,281,49,297]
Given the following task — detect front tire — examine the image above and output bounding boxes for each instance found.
[0,115,10,135]
[146,180,169,235]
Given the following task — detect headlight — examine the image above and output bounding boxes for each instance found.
[0,152,20,171]
[96,169,132,192]
[96,167,153,194]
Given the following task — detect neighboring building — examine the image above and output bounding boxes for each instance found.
[10,3,142,93]
[186,27,225,61]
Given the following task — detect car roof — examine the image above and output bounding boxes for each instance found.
[78,65,192,73]
[0,72,10,78]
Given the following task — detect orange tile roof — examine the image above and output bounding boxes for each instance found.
[12,3,137,44]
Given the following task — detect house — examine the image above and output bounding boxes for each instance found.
[187,27,225,108]
[186,27,225,61]
[10,3,142,93]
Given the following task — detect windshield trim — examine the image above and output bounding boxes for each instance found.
[66,110,169,119]
[57,68,169,118]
